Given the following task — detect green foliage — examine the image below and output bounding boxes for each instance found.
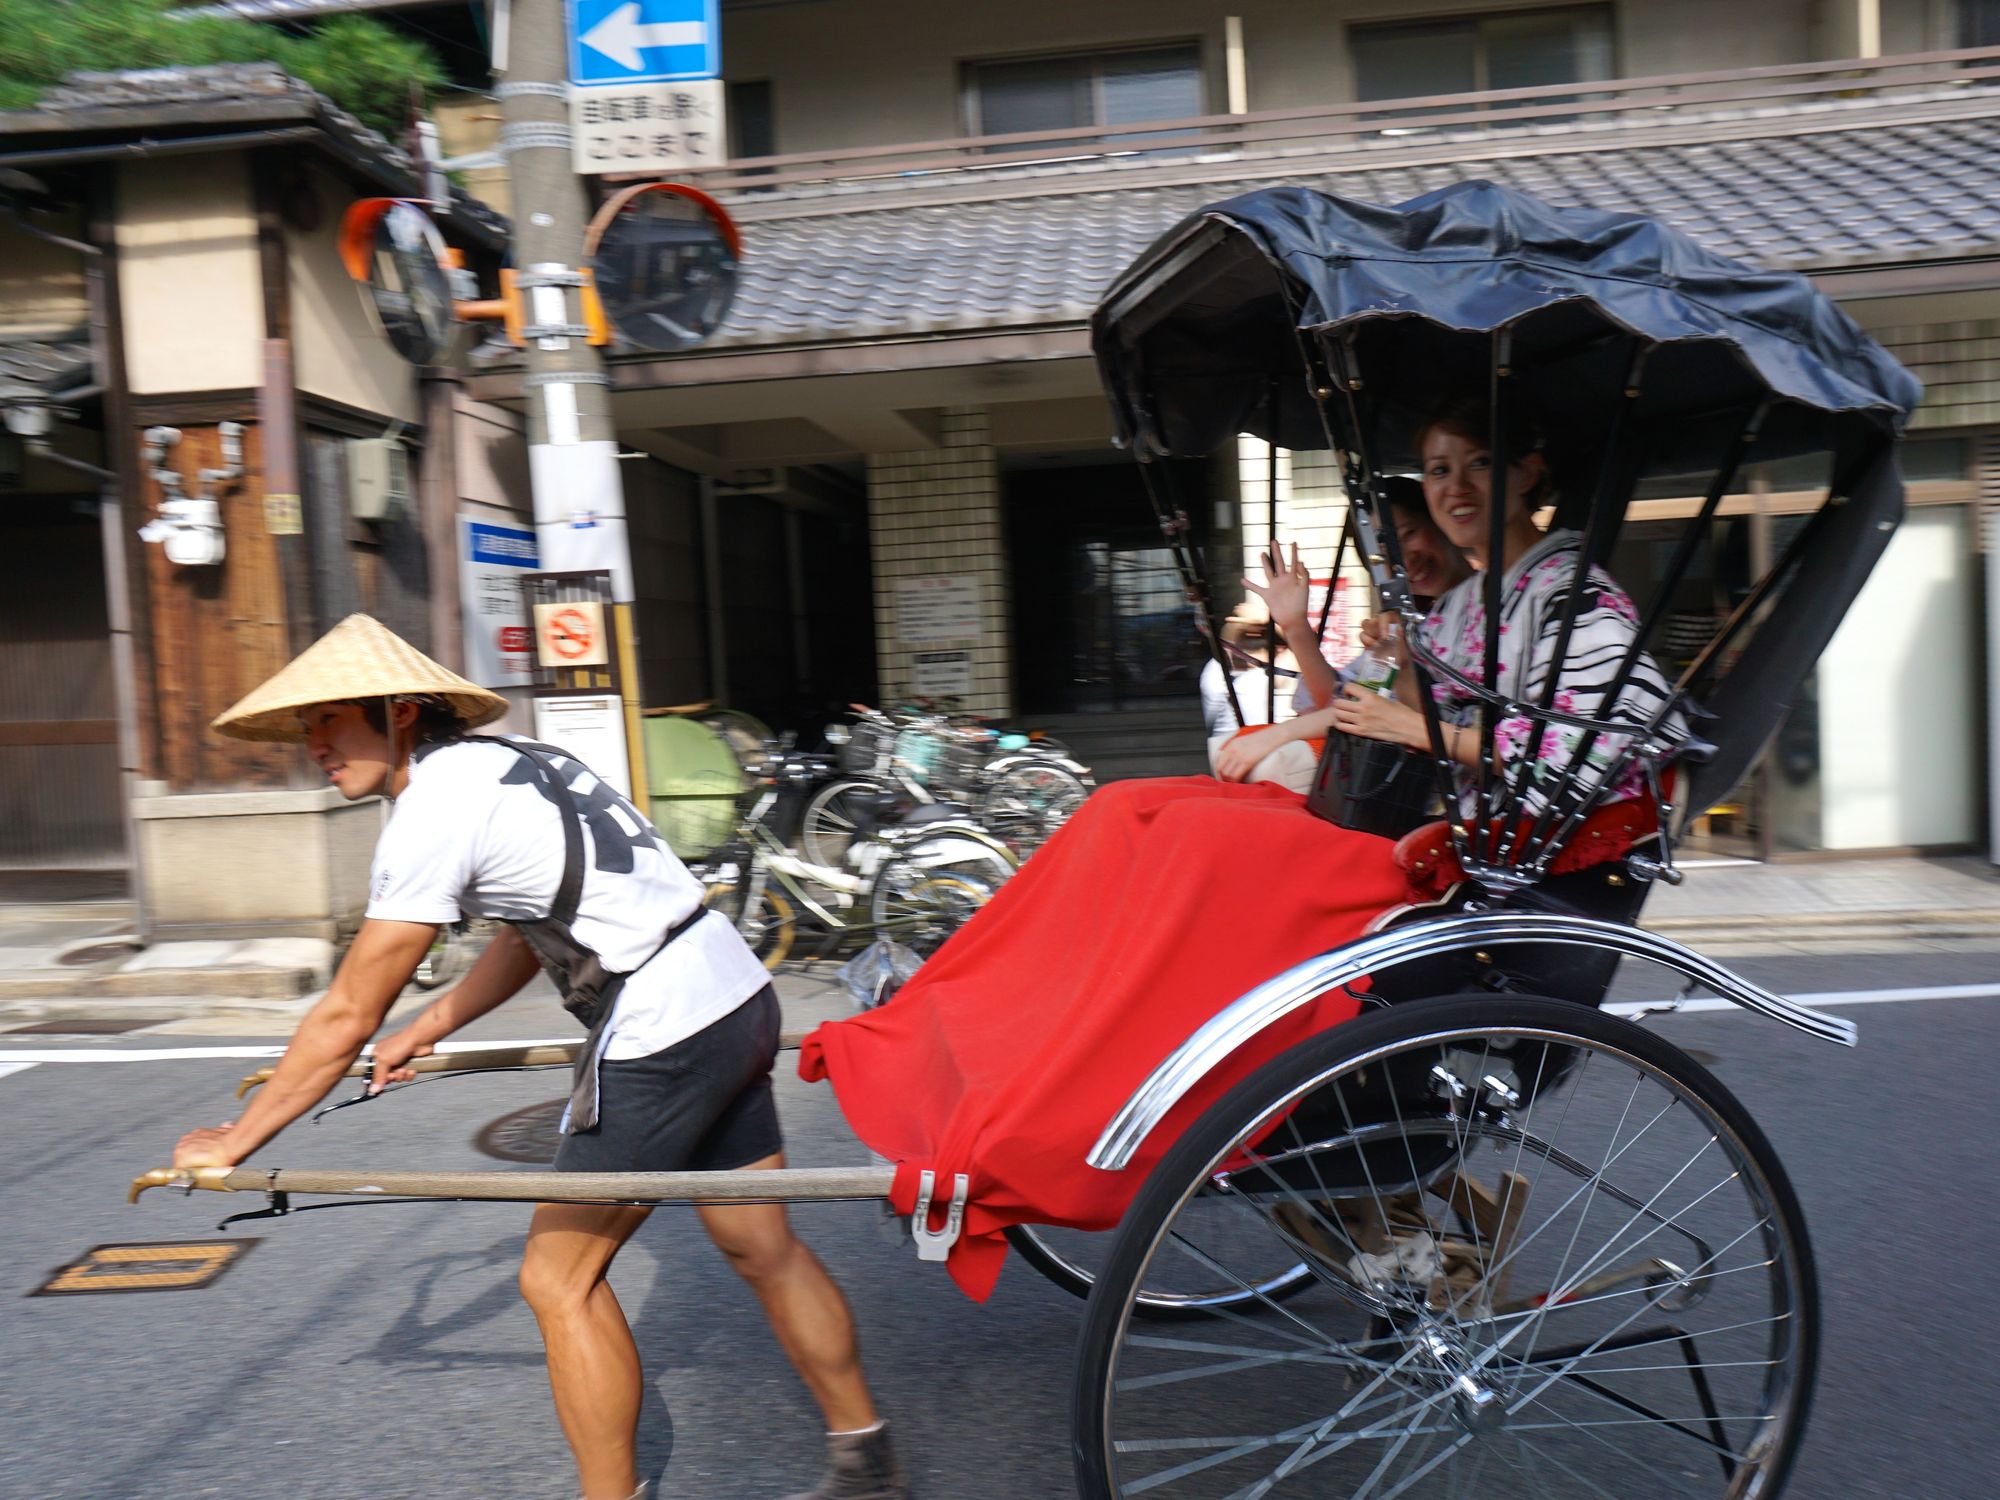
[0,0,447,138]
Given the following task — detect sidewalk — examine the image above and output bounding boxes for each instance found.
[1,853,1996,1025]
[1643,853,2000,953]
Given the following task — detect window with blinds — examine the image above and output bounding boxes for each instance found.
[1350,6,1614,105]
[965,43,1203,143]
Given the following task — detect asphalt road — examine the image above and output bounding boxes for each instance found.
[2,948,1996,1500]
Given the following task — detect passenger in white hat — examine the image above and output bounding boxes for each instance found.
[169,614,907,1500]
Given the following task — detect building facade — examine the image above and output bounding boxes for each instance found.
[5,1,2000,949]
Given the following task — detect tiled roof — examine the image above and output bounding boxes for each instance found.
[706,96,2000,351]
[13,64,508,245]
[0,329,94,404]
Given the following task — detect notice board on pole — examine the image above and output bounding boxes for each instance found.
[460,516,540,688]
[532,693,633,798]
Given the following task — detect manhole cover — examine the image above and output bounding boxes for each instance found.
[9,1017,151,1036]
[32,1240,259,1296]
[475,1099,566,1163]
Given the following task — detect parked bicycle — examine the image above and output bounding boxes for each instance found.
[700,743,1019,968]
[806,705,1094,867]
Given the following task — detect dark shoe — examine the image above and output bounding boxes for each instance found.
[783,1423,910,1500]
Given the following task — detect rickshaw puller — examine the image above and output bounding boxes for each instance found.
[168,614,909,1500]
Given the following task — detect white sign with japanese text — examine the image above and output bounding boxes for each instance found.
[532,694,634,798]
[910,650,974,700]
[459,516,539,688]
[571,79,726,175]
[894,576,982,645]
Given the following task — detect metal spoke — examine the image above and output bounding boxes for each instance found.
[1520,1066,1653,1366]
[1161,1228,1353,1352]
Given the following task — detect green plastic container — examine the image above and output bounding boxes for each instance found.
[643,715,745,860]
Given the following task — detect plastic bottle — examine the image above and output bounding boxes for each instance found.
[1348,624,1400,698]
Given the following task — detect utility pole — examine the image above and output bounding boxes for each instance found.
[497,0,649,796]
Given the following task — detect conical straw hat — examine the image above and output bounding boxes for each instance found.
[212,614,509,743]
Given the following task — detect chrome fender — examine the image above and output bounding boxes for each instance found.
[899,826,1018,869]
[985,752,1093,781]
[1085,911,1856,1173]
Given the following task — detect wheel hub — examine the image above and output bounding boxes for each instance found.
[1420,1329,1508,1436]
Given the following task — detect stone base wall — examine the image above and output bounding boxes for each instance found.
[133,784,382,940]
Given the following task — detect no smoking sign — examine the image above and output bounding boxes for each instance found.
[533,600,610,667]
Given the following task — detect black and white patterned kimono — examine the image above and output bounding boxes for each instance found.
[1418,529,1684,817]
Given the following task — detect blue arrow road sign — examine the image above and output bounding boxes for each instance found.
[569,0,720,86]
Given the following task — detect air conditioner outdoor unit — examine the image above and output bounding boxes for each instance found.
[349,437,410,521]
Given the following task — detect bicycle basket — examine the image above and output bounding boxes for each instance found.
[839,720,892,777]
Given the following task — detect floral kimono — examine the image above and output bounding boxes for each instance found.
[1420,528,1684,816]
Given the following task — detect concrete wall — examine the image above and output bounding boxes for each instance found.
[721,0,1822,155]
[287,167,421,425]
[867,407,1013,717]
[116,157,263,395]
[0,209,88,338]
[432,94,510,218]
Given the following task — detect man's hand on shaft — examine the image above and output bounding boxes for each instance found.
[367,1026,436,1093]
[173,1124,243,1169]
[162,918,438,1167]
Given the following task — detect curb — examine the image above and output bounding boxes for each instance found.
[0,966,321,1004]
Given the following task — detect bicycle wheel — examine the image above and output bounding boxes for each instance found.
[867,830,1014,956]
[733,883,797,970]
[801,778,884,870]
[1074,994,1818,1500]
[703,854,797,971]
[980,761,1092,856]
[1007,1217,1313,1321]
[867,873,991,958]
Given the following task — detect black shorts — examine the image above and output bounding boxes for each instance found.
[553,985,784,1174]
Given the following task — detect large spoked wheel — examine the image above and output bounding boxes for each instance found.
[1008,1217,1314,1321]
[980,761,1092,857]
[1074,994,1818,1500]
[801,778,885,870]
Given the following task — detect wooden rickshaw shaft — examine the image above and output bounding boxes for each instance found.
[235,1032,813,1097]
[130,1163,897,1205]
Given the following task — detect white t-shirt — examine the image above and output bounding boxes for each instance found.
[365,739,769,1061]
[1200,658,1281,735]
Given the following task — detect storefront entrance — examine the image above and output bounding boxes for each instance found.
[1006,456,1218,715]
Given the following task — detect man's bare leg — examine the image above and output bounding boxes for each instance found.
[519,1201,653,1500]
[697,1152,879,1432]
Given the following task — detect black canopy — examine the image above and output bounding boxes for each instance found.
[1093,180,1921,478]
[1091,179,1925,829]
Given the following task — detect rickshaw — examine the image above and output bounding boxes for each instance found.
[132,179,1916,1500]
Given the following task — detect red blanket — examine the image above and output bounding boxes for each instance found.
[797,777,1408,1299]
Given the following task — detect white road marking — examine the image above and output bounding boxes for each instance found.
[0,1061,36,1080]
[1605,980,2000,1017]
[0,1038,574,1064]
